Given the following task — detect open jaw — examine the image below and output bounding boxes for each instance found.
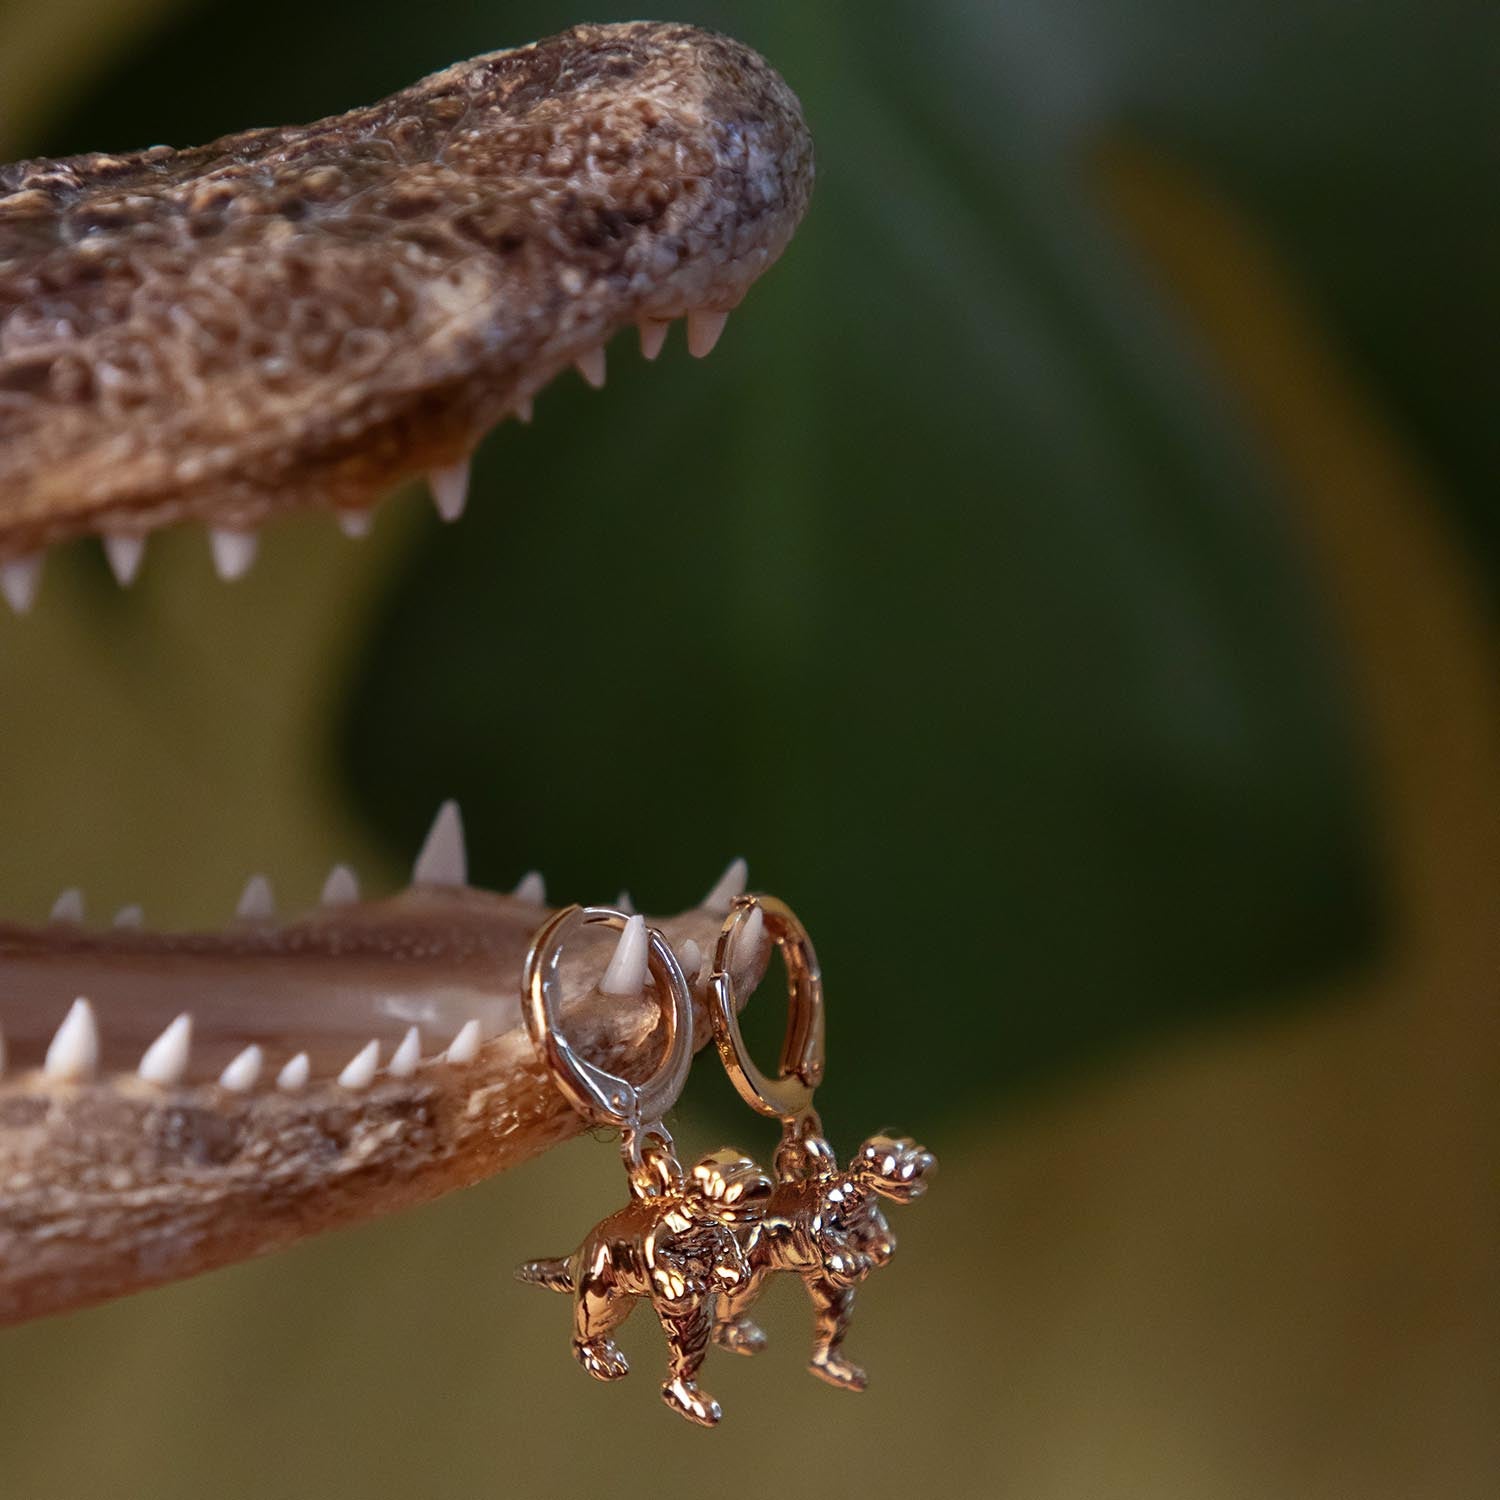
[0,21,812,1324]
[0,19,814,598]
[0,802,769,1328]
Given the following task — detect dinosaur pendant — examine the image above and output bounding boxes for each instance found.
[518,895,936,1425]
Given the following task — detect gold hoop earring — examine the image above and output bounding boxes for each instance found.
[704,893,938,1393]
[516,904,769,1427]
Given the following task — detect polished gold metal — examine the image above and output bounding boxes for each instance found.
[517,1148,772,1426]
[519,893,935,1423]
[518,906,771,1425]
[712,1130,937,1390]
[706,893,937,1392]
[708,893,826,1121]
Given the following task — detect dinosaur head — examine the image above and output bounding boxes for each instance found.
[686,1147,774,1225]
[851,1134,938,1205]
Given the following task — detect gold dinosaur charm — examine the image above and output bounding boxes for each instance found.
[713,1131,936,1390]
[518,894,936,1426]
[518,1148,771,1425]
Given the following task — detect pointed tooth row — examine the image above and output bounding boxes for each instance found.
[8,1001,475,1092]
[637,309,730,362]
[42,805,489,933]
[36,827,736,945]
[1,306,732,622]
[593,918,715,1001]
[8,525,240,608]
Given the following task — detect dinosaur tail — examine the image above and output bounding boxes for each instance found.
[515,1257,574,1293]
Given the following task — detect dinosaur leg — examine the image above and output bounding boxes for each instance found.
[656,1300,721,1426]
[805,1278,867,1391]
[712,1265,770,1356]
[571,1272,632,1381]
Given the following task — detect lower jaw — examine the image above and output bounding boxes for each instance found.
[0,803,765,1328]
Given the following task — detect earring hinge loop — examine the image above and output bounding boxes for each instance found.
[707,893,826,1124]
[523,904,694,1134]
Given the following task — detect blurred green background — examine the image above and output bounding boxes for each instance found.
[0,2,1494,1496]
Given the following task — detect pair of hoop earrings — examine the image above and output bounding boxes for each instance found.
[516,894,937,1428]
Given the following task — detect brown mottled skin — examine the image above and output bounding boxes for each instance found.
[0,890,771,1328]
[0,23,811,1326]
[0,21,813,557]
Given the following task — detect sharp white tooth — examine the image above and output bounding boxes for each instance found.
[388,1026,422,1078]
[338,1039,380,1091]
[600,913,649,998]
[1,554,42,614]
[138,1013,193,1086]
[701,857,748,916]
[277,1052,310,1091]
[515,396,534,424]
[429,460,470,523]
[337,509,373,539]
[321,864,359,906]
[413,800,466,887]
[638,319,671,361]
[209,528,258,581]
[219,1044,263,1091]
[616,890,636,915]
[103,533,146,586]
[446,1019,481,1064]
[50,887,85,923]
[113,904,143,929]
[44,998,100,1081]
[678,938,703,984]
[236,874,274,920]
[511,870,545,905]
[739,905,766,965]
[686,309,729,359]
[574,346,607,389]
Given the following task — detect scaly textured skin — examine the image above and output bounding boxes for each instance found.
[0,21,813,556]
[0,21,811,1327]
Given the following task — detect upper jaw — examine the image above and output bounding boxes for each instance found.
[0,21,814,587]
